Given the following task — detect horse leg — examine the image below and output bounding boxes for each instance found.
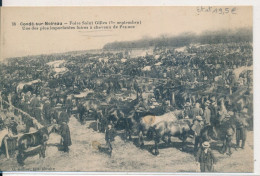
[97,119,100,132]
[154,131,160,156]
[17,151,25,166]
[154,138,160,156]
[42,143,46,158]
[194,136,200,153]
[124,130,127,142]
[162,134,168,144]
[126,129,132,141]
[168,134,172,145]
[128,129,132,141]
[220,138,227,154]
[138,131,144,148]
[181,134,188,151]
[39,149,42,158]
[212,126,218,139]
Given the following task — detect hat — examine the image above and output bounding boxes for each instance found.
[210,97,216,102]
[202,141,210,148]
[228,111,234,116]
[184,102,191,107]
[205,100,211,105]
[196,116,203,121]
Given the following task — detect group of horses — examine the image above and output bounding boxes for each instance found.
[118,110,236,156]
[1,108,236,166]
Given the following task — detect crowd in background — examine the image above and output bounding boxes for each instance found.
[0,41,253,154]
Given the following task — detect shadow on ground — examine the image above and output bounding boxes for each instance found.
[132,137,195,155]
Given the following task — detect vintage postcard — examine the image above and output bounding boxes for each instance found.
[0,6,254,173]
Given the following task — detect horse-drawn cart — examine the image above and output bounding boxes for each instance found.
[0,124,55,165]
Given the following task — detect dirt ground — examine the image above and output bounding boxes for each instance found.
[0,116,254,172]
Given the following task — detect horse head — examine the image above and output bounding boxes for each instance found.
[39,124,60,138]
[180,119,194,136]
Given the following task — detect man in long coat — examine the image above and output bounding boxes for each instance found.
[59,110,69,124]
[193,116,204,153]
[60,122,72,152]
[203,103,211,126]
[236,116,247,149]
[43,100,51,123]
[196,141,217,172]
[105,123,116,156]
[220,114,235,155]
[191,103,203,120]
[209,97,218,127]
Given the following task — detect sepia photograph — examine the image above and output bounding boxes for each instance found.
[0,6,254,173]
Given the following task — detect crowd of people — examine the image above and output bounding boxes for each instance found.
[0,41,253,170]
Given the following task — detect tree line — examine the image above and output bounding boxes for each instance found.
[103,28,252,50]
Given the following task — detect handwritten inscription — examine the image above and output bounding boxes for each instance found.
[196,6,237,15]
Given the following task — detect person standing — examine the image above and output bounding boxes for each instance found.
[203,102,211,126]
[191,103,203,120]
[105,123,116,156]
[209,97,218,127]
[60,122,72,152]
[8,117,18,135]
[236,116,247,149]
[193,116,204,153]
[59,110,69,124]
[196,141,217,172]
[42,100,51,124]
[77,103,86,124]
[220,115,235,156]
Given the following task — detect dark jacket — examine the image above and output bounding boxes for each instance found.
[60,123,72,146]
[191,107,203,119]
[10,120,18,135]
[236,122,247,140]
[196,148,217,172]
[59,111,69,124]
[105,128,116,142]
[196,148,216,163]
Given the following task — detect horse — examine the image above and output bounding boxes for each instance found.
[114,116,135,141]
[191,116,236,154]
[16,124,58,165]
[138,112,193,155]
[149,119,193,155]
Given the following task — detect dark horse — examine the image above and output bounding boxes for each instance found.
[16,124,58,165]
[191,117,236,153]
[138,112,193,155]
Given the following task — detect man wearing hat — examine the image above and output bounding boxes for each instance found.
[220,113,235,155]
[191,103,203,120]
[209,97,218,127]
[105,123,116,156]
[43,99,51,124]
[235,115,247,149]
[184,102,192,119]
[203,101,211,126]
[193,115,204,152]
[196,141,217,172]
[60,121,72,152]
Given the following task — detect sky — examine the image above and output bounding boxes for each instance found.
[0,6,252,60]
